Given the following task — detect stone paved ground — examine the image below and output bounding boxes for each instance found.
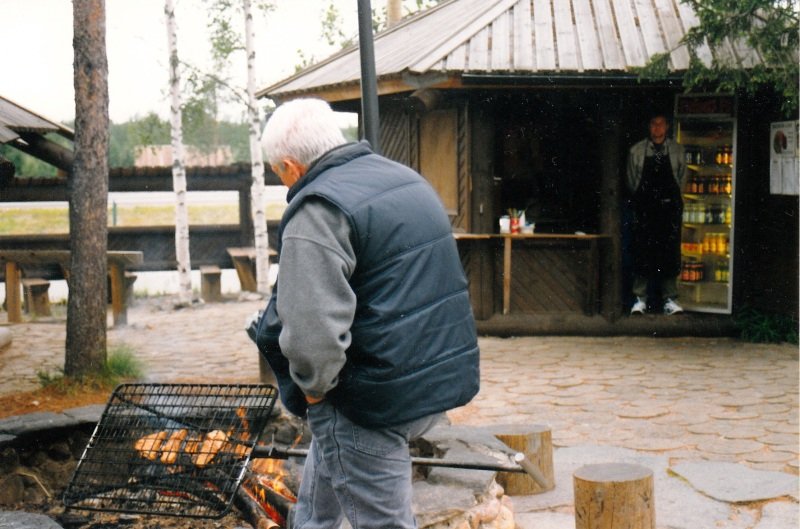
[1,296,798,528]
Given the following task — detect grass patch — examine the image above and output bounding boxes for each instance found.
[734,306,799,344]
[0,203,285,235]
[36,343,145,394]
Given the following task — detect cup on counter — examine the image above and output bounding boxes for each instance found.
[521,223,535,235]
[499,216,510,234]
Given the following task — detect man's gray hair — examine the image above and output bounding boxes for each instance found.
[261,98,347,167]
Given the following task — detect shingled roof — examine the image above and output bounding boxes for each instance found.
[0,95,74,144]
[258,0,761,102]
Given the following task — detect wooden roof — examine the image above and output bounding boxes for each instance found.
[258,0,761,102]
[0,95,74,143]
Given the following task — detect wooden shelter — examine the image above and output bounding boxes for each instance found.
[257,0,797,335]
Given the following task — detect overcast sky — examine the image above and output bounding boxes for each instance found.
[0,0,388,124]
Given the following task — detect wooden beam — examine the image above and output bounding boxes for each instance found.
[14,133,74,173]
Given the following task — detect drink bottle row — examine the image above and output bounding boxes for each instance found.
[685,173,732,195]
[682,145,733,165]
[681,233,729,255]
[683,203,731,225]
[681,259,730,283]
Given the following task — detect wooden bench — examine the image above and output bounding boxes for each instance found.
[200,265,222,302]
[1,250,143,326]
[227,247,277,293]
[22,278,51,317]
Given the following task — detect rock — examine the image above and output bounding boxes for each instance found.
[0,511,64,529]
[0,475,25,505]
[0,327,11,349]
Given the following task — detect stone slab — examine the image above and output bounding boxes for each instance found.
[0,511,63,529]
[512,445,754,529]
[62,404,105,424]
[515,511,574,529]
[413,481,477,527]
[670,462,798,503]
[0,412,77,436]
[753,501,800,529]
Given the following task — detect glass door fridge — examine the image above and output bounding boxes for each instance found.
[674,94,736,313]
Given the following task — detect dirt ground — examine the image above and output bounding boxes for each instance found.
[0,384,110,419]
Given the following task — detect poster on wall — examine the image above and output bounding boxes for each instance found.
[769,120,799,195]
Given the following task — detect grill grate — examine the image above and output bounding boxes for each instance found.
[63,383,278,519]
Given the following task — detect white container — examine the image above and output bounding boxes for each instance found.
[499,216,510,234]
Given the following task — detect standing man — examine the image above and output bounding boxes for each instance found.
[253,98,480,529]
[626,113,687,315]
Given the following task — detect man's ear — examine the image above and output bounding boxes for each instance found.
[275,158,307,187]
[283,158,307,186]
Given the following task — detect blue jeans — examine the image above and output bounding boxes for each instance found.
[290,401,443,529]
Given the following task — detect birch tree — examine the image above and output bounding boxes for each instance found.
[199,0,273,293]
[66,0,109,376]
[165,0,193,305]
[243,0,270,293]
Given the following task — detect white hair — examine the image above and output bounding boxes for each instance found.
[260,98,347,167]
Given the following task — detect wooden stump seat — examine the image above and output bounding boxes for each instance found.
[22,278,51,317]
[494,425,555,494]
[573,463,655,529]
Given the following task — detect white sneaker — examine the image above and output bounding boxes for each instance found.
[663,298,684,315]
[630,297,646,315]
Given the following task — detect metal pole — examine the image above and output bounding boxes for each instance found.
[356,0,381,154]
[251,445,550,489]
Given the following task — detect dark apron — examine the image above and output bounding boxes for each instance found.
[632,149,683,277]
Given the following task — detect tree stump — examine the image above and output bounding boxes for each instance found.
[494,425,554,494]
[573,463,654,529]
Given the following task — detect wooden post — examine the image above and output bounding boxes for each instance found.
[200,265,223,302]
[573,463,655,529]
[502,236,512,314]
[5,262,22,323]
[494,425,554,494]
[109,262,126,326]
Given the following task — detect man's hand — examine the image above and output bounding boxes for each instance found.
[305,394,324,405]
[245,310,263,343]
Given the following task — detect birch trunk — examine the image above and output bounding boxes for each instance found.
[387,0,403,26]
[243,0,270,295]
[165,0,193,304]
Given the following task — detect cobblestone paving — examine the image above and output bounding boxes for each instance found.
[1,297,798,528]
[2,298,796,475]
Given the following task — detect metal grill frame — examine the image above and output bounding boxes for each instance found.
[63,383,278,519]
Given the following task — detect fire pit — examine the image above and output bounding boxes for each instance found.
[3,384,534,529]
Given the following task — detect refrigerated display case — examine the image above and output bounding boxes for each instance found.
[675,94,736,313]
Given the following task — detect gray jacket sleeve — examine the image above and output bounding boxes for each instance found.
[276,197,357,399]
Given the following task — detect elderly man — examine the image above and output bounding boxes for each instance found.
[253,98,480,529]
[626,113,687,315]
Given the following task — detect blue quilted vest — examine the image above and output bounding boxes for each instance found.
[258,142,479,427]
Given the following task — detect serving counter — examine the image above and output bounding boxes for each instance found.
[454,233,609,318]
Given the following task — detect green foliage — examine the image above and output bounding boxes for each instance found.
[108,114,250,167]
[304,0,446,69]
[638,0,799,113]
[734,306,799,344]
[37,344,144,392]
[0,144,59,177]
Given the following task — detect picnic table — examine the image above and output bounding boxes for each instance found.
[1,250,143,326]
[226,247,277,292]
